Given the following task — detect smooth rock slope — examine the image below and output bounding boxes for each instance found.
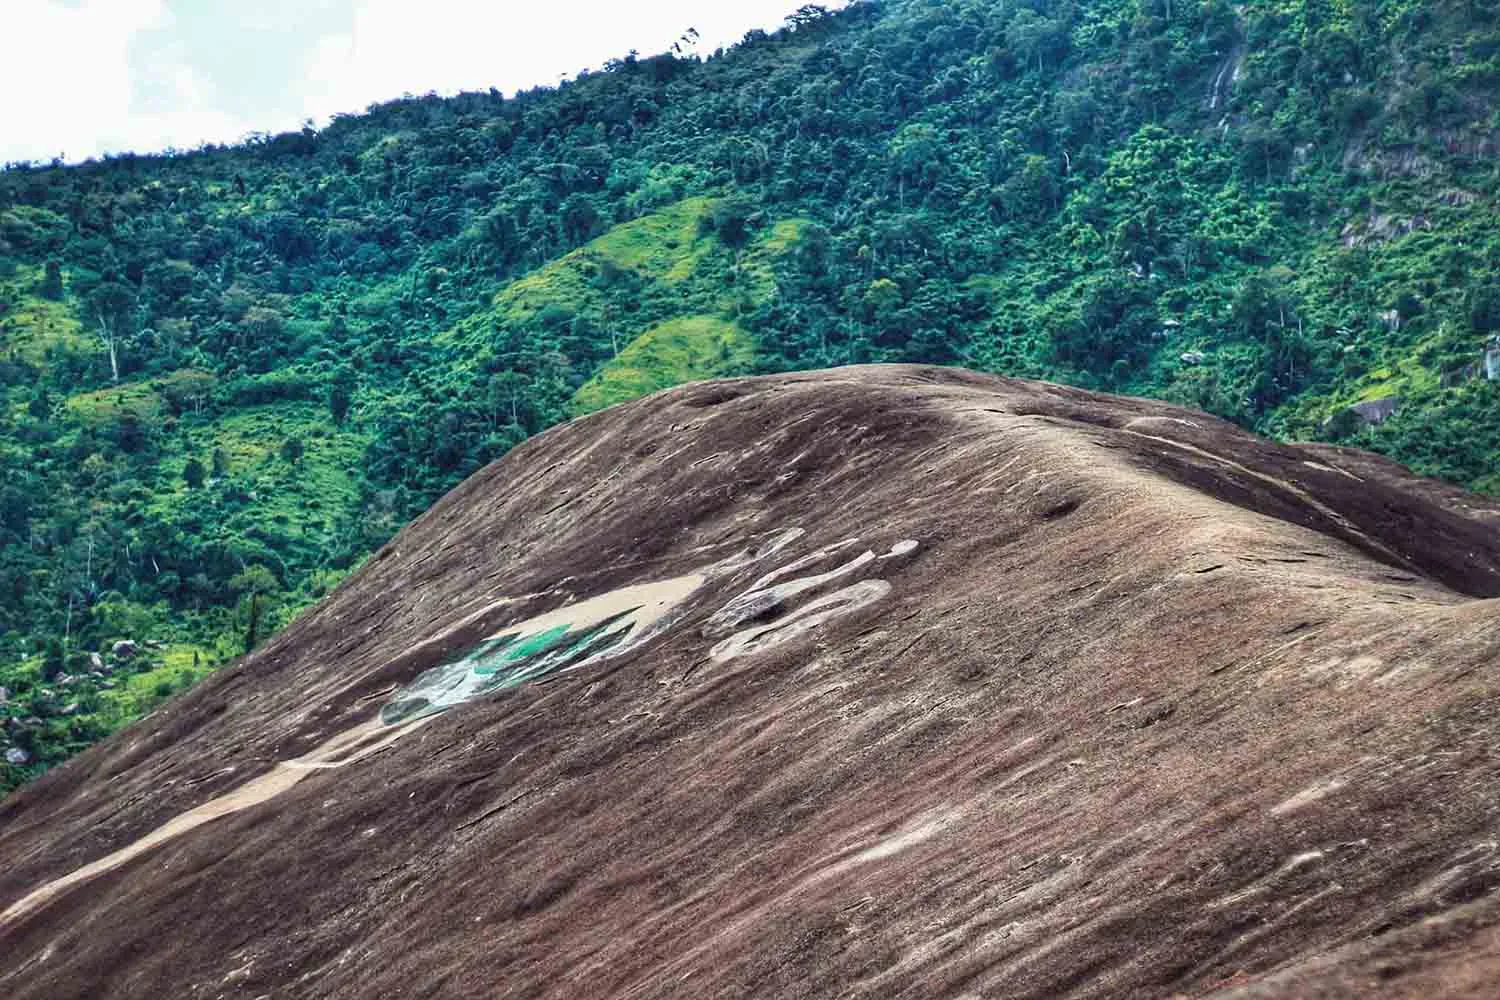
[2,365,1499,999]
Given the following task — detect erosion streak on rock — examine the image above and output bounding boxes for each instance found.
[2,574,709,931]
[0,715,433,930]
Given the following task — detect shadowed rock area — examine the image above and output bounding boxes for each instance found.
[2,365,1499,999]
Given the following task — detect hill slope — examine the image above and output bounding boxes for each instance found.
[5,0,1500,789]
[1,366,1498,998]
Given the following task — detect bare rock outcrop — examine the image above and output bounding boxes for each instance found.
[1,366,1498,999]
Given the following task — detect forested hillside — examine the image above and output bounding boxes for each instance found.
[3,0,1499,791]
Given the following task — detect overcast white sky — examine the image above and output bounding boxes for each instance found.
[0,1,837,165]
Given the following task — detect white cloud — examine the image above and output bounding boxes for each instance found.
[0,0,260,162]
[300,0,825,124]
[2,1,837,163]
[0,0,165,162]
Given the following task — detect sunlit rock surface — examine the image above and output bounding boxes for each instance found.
[2,365,1499,999]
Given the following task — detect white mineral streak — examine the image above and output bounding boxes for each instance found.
[711,580,894,662]
[1,574,707,932]
[0,713,433,929]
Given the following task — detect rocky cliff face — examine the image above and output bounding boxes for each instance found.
[2,366,1499,999]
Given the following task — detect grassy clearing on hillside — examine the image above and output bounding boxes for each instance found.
[738,218,813,304]
[437,198,807,405]
[65,369,219,426]
[0,266,88,364]
[96,644,217,729]
[1350,356,1441,405]
[151,402,369,531]
[441,198,723,350]
[67,380,165,424]
[594,196,716,278]
[495,197,717,322]
[571,315,755,415]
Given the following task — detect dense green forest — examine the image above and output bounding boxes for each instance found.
[3,0,1499,792]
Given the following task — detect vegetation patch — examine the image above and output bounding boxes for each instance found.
[0,266,88,364]
[96,644,217,729]
[571,316,754,415]
[66,379,166,425]
[738,217,813,303]
[595,196,716,278]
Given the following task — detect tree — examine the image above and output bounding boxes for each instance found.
[211,448,230,478]
[329,382,353,425]
[1051,277,1157,383]
[786,5,831,31]
[182,458,206,490]
[40,260,63,300]
[1000,155,1061,221]
[230,565,278,653]
[86,281,136,384]
[1469,284,1500,334]
[862,278,904,328]
[1008,11,1067,74]
[487,371,529,429]
[280,437,305,464]
[1232,268,1309,411]
[229,564,278,598]
[560,194,601,244]
[705,197,756,247]
[109,412,149,454]
[41,638,65,681]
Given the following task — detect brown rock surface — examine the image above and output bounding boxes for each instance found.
[2,365,1499,999]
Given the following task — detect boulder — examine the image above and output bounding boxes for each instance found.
[89,652,104,671]
[1438,188,1480,207]
[1179,351,1205,365]
[111,640,138,659]
[1485,335,1500,381]
[1350,395,1401,426]
[1341,211,1434,248]
[1322,395,1403,437]
[4,748,29,766]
